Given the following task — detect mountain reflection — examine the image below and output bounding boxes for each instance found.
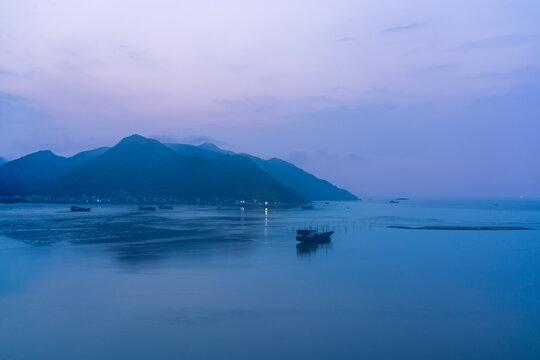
[111,234,255,265]
[0,206,261,265]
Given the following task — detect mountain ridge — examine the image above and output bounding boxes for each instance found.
[0,135,358,202]
[53,135,304,203]
[165,142,358,200]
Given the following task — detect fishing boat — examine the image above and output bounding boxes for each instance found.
[70,206,91,212]
[296,229,333,243]
[301,204,314,210]
[159,205,174,209]
[138,205,156,211]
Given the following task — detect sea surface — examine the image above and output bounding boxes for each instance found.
[0,199,539,360]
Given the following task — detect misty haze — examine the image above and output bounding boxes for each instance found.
[1,1,539,360]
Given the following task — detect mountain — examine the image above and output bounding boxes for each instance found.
[198,142,234,155]
[69,147,110,164]
[0,147,114,195]
[166,142,358,200]
[247,156,358,201]
[0,135,357,202]
[0,157,6,165]
[164,143,224,160]
[0,151,70,195]
[54,135,303,202]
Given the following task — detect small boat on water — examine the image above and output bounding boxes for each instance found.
[389,200,399,204]
[71,205,91,212]
[301,204,314,210]
[296,229,334,243]
[138,205,156,211]
[159,205,174,209]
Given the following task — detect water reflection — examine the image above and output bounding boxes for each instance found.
[0,205,261,265]
[1,201,540,360]
[296,241,332,257]
[111,233,255,265]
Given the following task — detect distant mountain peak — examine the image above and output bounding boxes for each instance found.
[114,135,171,154]
[23,150,60,160]
[118,134,156,145]
[199,142,219,149]
[36,150,54,155]
[199,143,223,152]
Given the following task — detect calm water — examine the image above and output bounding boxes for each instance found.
[0,200,539,359]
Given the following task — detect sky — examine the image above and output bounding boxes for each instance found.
[1,0,539,197]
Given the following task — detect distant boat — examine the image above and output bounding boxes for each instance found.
[301,204,314,210]
[70,205,90,212]
[138,205,156,211]
[158,205,173,209]
[296,229,333,243]
[389,200,399,204]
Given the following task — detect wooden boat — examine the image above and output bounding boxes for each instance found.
[70,206,90,212]
[138,205,156,211]
[296,229,333,243]
[159,205,174,209]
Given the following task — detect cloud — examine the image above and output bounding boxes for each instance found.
[460,34,540,50]
[335,37,356,43]
[214,95,339,122]
[244,79,539,197]
[0,0,539,196]
[472,66,540,82]
[0,92,45,121]
[381,23,424,34]
[0,92,56,158]
[411,64,454,75]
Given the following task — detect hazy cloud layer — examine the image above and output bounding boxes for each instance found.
[460,34,540,50]
[381,23,425,33]
[1,0,539,196]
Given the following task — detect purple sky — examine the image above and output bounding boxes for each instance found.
[1,0,539,197]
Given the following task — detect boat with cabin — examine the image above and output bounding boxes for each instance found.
[296,229,334,243]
